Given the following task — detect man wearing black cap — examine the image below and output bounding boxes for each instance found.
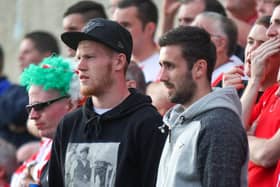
[48,18,166,187]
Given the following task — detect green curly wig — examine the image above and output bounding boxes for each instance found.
[20,55,76,96]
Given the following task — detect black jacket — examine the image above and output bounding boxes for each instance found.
[49,89,167,187]
[0,77,38,147]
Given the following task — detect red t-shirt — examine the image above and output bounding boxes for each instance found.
[248,84,280,187]
[274,161,280,187]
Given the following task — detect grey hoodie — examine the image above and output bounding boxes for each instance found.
[156,87,248,187]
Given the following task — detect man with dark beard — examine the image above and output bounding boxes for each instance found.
[48,18,166,187]
[156,26,248,187]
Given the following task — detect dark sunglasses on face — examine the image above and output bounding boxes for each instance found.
[26,95,69,113]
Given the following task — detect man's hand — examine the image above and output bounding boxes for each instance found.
[250,37,280,83]
[248,129,280,168]
[160,0,181,35]
[20,166,37,187]
[223,66,245,89]
[163,0,181,16]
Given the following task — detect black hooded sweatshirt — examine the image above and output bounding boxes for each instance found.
[48,89,167,187]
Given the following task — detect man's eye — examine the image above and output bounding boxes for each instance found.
[247,40,254,45]
[165,63,173,70]
[86,56,95,59]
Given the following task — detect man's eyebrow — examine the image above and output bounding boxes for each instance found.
[272,18,280,24]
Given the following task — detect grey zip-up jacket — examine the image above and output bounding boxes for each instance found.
[156,87,248,187]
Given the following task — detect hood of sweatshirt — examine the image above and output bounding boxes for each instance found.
[163,87,242,128]
[82,88,155,138]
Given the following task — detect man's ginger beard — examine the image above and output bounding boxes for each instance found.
[80,63,114,97]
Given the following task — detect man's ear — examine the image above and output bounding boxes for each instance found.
[144,22,156,37]
[66,99,80,112]
[66,100,73,111]
[113,53,127,71]
[215,37,227,53]
[192,59,207,80]
[126,80,137,89]
[43,51,53,58]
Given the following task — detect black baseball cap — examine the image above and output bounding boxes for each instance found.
[61,18,133,63]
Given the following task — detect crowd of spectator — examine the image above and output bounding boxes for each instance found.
[1,0,280,186]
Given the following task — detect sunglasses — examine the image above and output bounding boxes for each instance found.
[26,95,69,113]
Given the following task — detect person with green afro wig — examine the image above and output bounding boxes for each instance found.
[20,55,80,101]
[11,55,80,187]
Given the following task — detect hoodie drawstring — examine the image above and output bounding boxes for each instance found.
[85,115,102,138]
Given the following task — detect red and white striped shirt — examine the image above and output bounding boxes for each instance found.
[10,139,52,187]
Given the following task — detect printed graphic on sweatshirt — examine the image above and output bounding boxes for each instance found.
[65,143,120,187]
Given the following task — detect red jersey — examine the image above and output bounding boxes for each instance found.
[248,84,280,187]
[274,161,280,187]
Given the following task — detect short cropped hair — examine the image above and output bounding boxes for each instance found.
[117,0,158,27]
[159,26,216,82]
[63,0,107,21]
[198,12,238,57]
[181,0,227,17]
[24,31,60,55]
[274,0,280,6]
[205,0,227,17]
[126,61,146,93]
[255,15,271,28]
